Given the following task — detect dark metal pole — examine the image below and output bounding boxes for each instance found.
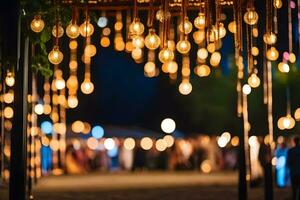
[238,115,247,200]
[9,3,29,200]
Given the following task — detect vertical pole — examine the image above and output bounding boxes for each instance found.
[9,14,29,200]
[238,112,247,200]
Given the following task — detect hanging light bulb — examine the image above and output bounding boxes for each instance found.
[210,52,221,67]
[263,32,277,45]
[176,40,191,54]
[218,23,227,39]
[228,21,236,33]
[97,16,108,28]
[266,47,279,61]
[5,72,15,87]
[129,18,145,35]
[52,24,64,38]
[159,48,174,63]
[145,29,160,50]
[144,62,156,74]
[179,17,193,34]
[194,13,205,29]
[248,73,260,88]
[31,15,45,33]
[81,80,94,94]
[277,116,285,130]
[294,108,300,121]
[166,61,178,74]
[79,20,94,37]
[273,0,283,8]
[132,35,145,48]
[179,80,192,95]
[278,62,290,73]
[84,44,97,57]
[55,77,66,90]
[193,30,205,44]
[67,76,78,89]
[197,48,208,60]
[66,23,80,39]
[195,64,211,77]
[48,45,63,65]
[131,48,143,60]
[34,103,44,115]
[67,95,78,108]
[155,9,171,22]
[244,9,259,25]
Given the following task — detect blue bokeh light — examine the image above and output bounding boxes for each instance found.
[107,146,118,157]
[97,17,108,28]
[92,125,104,139]
[41,121,52,135]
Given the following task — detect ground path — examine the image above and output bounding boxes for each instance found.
[12,172,292,199]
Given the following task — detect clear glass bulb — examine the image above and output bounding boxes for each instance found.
[176,40,191,54]
[145,29,160,50]
[194,13,205,29]
[131,48,143,60]
[159,48,174,63]
[179,80,192,95]
[266,47,279,61]
[5,72,15,87]
[81,80,94,94]
[263,32,277,45]
[129,18,144,35]
[244,9,259,25]
[52,24,64,38]
[248,73,260,88]
[144,62,156,74]
[68,95,78,108]
[84,44,97,57]
[79,20,94,37]
[31,15,45,33]
[66,23,80,39]
[55,78,66,90]
[48,46,63,65]
[132,35,145,48]
[179,17,193,34]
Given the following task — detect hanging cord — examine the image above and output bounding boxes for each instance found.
[147,0,155,28]
[134,0,138,20]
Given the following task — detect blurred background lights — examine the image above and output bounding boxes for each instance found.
[242,84,251,95]
[87,137,98,150]
[231,136,239,147]
[155,139,167,152]
[248,136,258,147]
[124,138,135,150]
[140,137,153,150]
[91,125,104,139]
[201,160,212,173]
[163,135,175,147]
[217,136,228,148]
[221,132,231,143]
[161,118,176,134]
[34,103,44,115]
[71,120,84,133]
[41,121,52,134]
[104,138,115,150]
[107,147,118,157]
[97,16,108,28]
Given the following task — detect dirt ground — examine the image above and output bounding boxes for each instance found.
[1,172,292,200]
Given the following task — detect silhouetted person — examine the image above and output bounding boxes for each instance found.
[258,137,273,200]
[287,137,300,200]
